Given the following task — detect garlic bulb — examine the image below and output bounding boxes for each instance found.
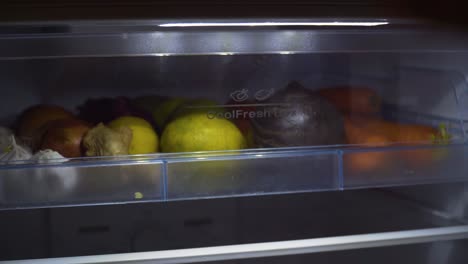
[0,136,32,163]
[0,126,13,152]
[30,149,68,163]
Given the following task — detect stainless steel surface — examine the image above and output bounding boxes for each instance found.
[3,225,468,264]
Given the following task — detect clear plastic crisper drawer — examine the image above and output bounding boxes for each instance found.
[343,145,468,189]
[166,150,339,199]
[2,20,468,209]
[0,161,163,209]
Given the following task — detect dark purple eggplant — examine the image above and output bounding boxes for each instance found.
[251,81,346,148]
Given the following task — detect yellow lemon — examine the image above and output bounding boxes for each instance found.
[161,112,246,153]
[108,116,158,154]
[162,112,246,191]
[170,99,221,120]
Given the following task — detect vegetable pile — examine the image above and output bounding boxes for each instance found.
[0,83,452,171]
[316,86,452,172]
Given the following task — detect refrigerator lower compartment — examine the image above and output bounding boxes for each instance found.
[222,239,468,264]
[4,228,468,264]
[1,187,467,261]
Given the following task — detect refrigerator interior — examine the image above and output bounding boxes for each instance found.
[214,240,468,264]
[1,183,468,262]
[1,51,468,208]
[1,21,468,263]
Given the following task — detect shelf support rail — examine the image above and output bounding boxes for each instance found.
[4,225,468,264]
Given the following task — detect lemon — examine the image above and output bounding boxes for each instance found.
[108,116,158,155]
[152,97,187,130]
[161,113,246,153]
[162,112,246,191]
[170,99,220,120]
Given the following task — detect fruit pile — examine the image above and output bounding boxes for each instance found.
[0,95,247,163]
[0,83,451,167]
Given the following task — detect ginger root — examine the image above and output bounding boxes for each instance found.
[83,123,132,156]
